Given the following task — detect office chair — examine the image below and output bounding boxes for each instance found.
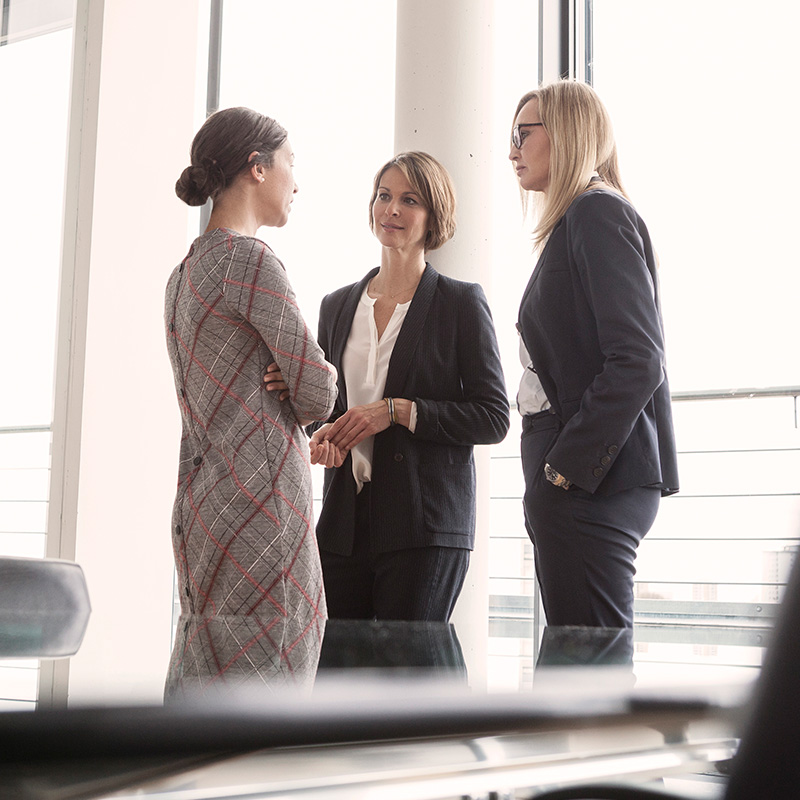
[524,555,800,800]
[0,556,91,657]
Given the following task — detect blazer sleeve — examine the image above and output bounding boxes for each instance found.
[413,283,510,446]
[222,237,338,423]
[547,193,666,491]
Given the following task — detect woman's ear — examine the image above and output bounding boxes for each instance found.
[247,150,265,183]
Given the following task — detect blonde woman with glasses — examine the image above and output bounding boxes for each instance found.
[510,81,679,628]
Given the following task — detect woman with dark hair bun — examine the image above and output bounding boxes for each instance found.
[165,107,338,622]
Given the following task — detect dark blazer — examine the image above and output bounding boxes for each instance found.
[313,264,510,556]
[517,189,679,497]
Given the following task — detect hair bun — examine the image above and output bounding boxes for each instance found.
[175,165,211,206]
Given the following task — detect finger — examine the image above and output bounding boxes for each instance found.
[332,446,346,468]
[333,421,367,451]
[324,415,349,439]
[323,442,338,469]
[310,424,331,446]
[319,441,336,469]
[325,418,354,444]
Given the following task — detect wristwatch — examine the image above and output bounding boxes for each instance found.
[544,463,572,490]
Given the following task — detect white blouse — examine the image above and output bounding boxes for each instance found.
[342,287,418,492]
[517,335,551,416]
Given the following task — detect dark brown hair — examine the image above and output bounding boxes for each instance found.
[175,107,288,206]
[368,151,456,251]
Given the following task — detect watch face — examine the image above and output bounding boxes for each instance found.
[545,463,570,489]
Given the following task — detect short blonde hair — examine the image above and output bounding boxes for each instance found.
[514,81,628,247]
[369,151,456,251]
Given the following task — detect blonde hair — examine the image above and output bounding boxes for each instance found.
[514,81,628,248]
[369,151,456,251]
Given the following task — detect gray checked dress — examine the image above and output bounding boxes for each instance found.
[165,228,337,620]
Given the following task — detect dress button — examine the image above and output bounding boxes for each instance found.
[175,525,182,535]
[169,322,174,332]
[593,467,604,478]
[193,456,202,466]
[608,445,618,455]
[600,455,611,466]
[394,453,404,462]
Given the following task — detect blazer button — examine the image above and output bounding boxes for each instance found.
[394,453,404,462]
[600,455,612,466]
[169,322,174,332]
[593,467,604,478]
[193,456,202,466]
[608,445,618,455]
[175,525,182,535]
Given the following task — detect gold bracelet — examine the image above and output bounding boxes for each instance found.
[384,396,397,426]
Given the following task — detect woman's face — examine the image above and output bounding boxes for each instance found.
[371,166,430,253]
[257,140,298,227]
[510,98,551,193]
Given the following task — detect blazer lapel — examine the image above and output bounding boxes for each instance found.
[329,268,378,410]
[383,263,438,397]
[519,224,560,311]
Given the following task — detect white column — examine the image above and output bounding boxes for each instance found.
[57,0,201,704]
[395,0,495,687]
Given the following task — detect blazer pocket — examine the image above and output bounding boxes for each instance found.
[419,463,476,534]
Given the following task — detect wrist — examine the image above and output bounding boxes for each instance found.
[383,397,397,426]
[392,398,412,428]
[544,463,572,490]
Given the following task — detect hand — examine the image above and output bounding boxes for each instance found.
[309,424,346,468]
[263,362,289,402]
[324,401,391,452]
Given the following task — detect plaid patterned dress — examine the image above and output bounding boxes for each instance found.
[165,229,337,619]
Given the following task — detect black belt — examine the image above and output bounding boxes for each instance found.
[521,409,560,433]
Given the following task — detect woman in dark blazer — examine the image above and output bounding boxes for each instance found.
[510,81,679,629]
[309,151,510,621]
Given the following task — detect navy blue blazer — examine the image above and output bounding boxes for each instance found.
[313,264,510,556]
[517,189,679,497]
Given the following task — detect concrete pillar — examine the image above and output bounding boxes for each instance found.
[395,0,495,687]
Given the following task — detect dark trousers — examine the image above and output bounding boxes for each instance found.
[521,412,660,628]
[320,484,469,622]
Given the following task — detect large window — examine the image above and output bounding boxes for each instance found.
[0,0,75,711]
[487,0,800,690]
[591,0,800,603]
[0,7,73,560]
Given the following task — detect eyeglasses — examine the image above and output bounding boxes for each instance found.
[511,123,544,149]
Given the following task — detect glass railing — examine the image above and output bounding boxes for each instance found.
[0,425,51,711]
[488,387,800,684]
[0,425,50,561]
